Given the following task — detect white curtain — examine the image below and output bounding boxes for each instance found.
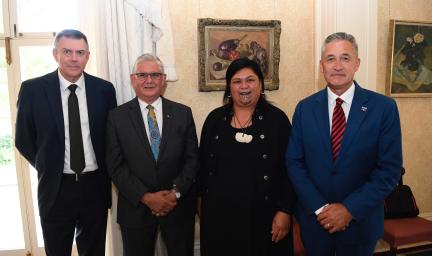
[95,0,177,105]
[89,0,178,255]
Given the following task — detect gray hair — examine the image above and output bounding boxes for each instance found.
[132,54,165,74]
[321,32,358,56]
[54,29,88,49]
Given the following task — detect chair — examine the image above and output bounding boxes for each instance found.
[381,216,432,255]
[378,168,432,255]
[375,168,432,256]
[293,217,306,256]
[293,216,432,255]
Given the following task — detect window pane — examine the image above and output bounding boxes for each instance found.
[0,48,24,250]
[20,45,58,247]
[29,166,44,247]
[17,0,78,33]
[20,46,57,81]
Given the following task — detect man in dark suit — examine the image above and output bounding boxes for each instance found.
[15,29,117,256]
[106,54,199,256]
[285,32,402,255]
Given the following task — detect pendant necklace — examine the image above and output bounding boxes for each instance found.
[233,113,253,143]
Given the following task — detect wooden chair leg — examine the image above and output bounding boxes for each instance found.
[389,247,397,256]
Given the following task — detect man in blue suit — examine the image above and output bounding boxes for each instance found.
[15,29,117,255]
[285,32,402,255]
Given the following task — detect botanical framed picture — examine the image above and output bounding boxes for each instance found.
[198,18,281,92]
[386,20,432,97]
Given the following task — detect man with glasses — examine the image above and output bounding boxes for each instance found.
[106,54,199,256]
[15,29,117,255]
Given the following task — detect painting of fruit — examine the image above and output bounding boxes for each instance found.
[207,29,271,81]
[198,18,281,91]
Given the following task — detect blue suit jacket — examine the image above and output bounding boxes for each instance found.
[285,83,402,244]
[15,70,117,217]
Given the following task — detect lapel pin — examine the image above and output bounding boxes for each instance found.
[361,106,367,112]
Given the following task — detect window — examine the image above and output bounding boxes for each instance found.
[0,1,81,255]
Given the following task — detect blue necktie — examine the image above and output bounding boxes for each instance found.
[146,105,161,160]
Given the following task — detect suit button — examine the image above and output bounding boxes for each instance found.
[263,175,269,181]
[205,189,209,193]
[262,154,268,159]
[209,171,213,176]
[264,196,269,200]
[215,135,219,140]
[331,171,337,176]
[210,153,214,158]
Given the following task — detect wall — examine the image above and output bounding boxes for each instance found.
[377,0,432,212]
[315,0,378,92]
[165,0,315,137]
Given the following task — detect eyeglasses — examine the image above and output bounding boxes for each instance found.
[133,72,164,80]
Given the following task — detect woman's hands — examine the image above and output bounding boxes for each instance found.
[271,211,291,243]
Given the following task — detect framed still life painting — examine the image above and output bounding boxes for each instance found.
[386,20,432,97]
[198,18,281,92]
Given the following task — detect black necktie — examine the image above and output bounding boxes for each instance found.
[68,84,85,174]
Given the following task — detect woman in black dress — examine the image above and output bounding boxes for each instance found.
[198,58,295,256]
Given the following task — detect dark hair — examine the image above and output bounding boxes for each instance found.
[54,29,89,49]
[223,57,266,105]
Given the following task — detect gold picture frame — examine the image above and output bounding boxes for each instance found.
[198,18,281,92]
[386,20,432,97]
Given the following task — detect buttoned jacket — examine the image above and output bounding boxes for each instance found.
[198,100,295,213]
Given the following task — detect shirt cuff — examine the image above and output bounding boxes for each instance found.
[315,203,329,215]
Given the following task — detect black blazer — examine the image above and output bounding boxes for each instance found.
[15,70,117,217]
[106,97,199,227]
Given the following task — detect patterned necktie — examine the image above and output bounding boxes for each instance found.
[331,98,346,160]
[68,84,85,174]
[146,105,161,160]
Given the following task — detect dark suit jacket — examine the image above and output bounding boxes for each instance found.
[15,70,117,217]
[106,97,199,228]
[198,101,296,213]
[286,82,402,244]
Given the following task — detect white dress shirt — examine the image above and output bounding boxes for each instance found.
[138,97,163,141]
[59,70,98,174]
[327,83,355,133]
